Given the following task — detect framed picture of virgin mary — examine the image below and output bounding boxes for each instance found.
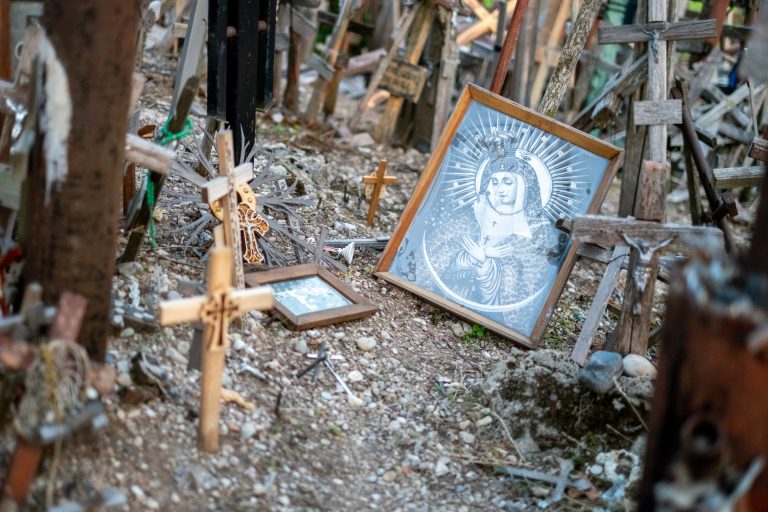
[375,85,623,348]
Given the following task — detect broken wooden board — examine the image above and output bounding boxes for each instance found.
[378,59,429,103]
[597,19,716,45]
[713,166,765,189]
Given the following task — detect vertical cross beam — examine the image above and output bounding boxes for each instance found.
[362,160,396,226]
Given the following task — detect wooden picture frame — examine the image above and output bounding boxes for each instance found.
[375,85,623,348]
[244,264,377,330]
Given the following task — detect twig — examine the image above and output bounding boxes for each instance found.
[613,377,647,431]
[490,410,526,463]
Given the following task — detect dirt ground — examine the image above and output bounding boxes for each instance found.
[3,47,757,512]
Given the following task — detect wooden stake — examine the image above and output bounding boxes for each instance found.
[489,0,529,95]
[159,246,272,452]
[537,0,602,117]
[363,160,396,226]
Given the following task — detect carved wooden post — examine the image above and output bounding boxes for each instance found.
[20,0,140,361]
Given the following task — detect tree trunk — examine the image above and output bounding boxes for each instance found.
[20,0,141,361]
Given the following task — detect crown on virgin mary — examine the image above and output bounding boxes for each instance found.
[475,128,519,160]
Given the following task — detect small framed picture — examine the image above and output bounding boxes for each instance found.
[244,264,377,330]
[375,84,623,347]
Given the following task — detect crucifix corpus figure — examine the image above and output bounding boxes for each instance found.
[362,160,397,226]
[158,245,273,452]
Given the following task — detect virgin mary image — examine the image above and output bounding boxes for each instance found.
[419,129,565,323]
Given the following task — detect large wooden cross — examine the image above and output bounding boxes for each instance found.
[362,160,396,226]
[159,245,272,452]
[571,215,723,358]
[201,130,254,288]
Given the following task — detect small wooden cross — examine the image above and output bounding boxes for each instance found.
[159,245,272,452]
[201,130,254,288]
[362,160,397,226]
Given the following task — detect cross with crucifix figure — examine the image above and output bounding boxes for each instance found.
[362,160,397,226]
[584,2,718,357]
[570,215,723,359]
[201,130,255,288]
[159,245,272,452]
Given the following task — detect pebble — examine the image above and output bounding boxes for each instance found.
[347,395,365,408]
[459,431,476,444]
[241,423,257,440]
[167,290,182,300]
[579,351,623,394]
[321,391,334,401]
[347,370,364,383]
[307,329,321,339]
[146,498,159,510]
[120,327,135,338]
[388,420,402,431]
[293,338,309,354]
[531,486,550,498]
[116,373,132,388]
[622,354,657,378]
[278,496,290,506]
[130,485,146,499]
[382,470,397,482]
[232,336,247,352]
[435,457,450,476]
[356,337,377,352]
[332,332,345,340]
[476,416,493,428]
[117,261,142,277]
[589,464,604,476]
[165,347,188,366]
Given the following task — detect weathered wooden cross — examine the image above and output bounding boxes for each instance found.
[571,215,723,359]
[362,160,396,226]
[159,245,272,452]
[201,130,254,288]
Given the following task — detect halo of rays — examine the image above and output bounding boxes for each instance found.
[441,103,592,221]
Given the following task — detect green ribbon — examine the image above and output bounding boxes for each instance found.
[146,117,194,249]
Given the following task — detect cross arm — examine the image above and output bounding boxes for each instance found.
[232,286,273,316]
[362,176,398,185]
[125,134,176,176]
[201,162,254,203]
[598,19,716,45]
[570,215,724,253]
[158,296,206,325]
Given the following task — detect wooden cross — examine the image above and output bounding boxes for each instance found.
[362,160,396,226]
[201,130,253,288]
[571,215,723,358]
[159,245,272,452]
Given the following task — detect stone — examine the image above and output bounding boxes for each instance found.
[387,420,401,431]
[117,261,142,277]
[130,485,146,499]
[347,395,365,408]
[241,422,257,440]
[347,370,364,383]
[190,465,217,491]
[116,373,133,388]
[579,351,623,394]
[346,132,375,147]
[382,470,397,482]
[476,416,492,428]
[435,457,450,477]
[120,327,135,338]
[459,431,476,444]
[165,347,187,366]
[356,337,377,352]
[231,334,247,352]
[293,338,309,354]
[622,354,657,379]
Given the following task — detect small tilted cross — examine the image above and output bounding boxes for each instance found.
[362,160,397,226]
[158,245,273,452]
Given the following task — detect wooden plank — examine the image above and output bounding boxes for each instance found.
[158,296,206,324]
[530,0,571,109]
[571,245,629,366]
[378,59,429,103]
[713,166,765,189]
[0,0,9,80]
[633,99,682,125]
[597,19,716,44]
[232,287,273,315]
[571,215,724,251]
[634,160,669,221]
[124,134,176,175]
[457,1,517,46]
